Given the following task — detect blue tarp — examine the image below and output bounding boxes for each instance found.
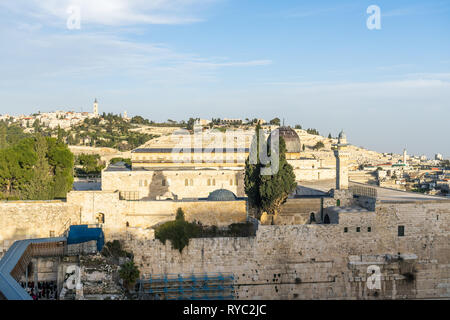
[67,225,104,252]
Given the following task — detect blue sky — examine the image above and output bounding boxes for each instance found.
[0,0,449,158]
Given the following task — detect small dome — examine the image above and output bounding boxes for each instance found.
[270,126,301,153]
[207,189,237,201]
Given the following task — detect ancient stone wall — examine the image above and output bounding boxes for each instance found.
[124,201,450,299]
[0,201,81,256]
[102,169,245,199]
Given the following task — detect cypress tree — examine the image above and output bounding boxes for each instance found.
[245,125,297,219]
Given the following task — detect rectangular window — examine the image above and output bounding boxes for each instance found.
[185,179,189,186]
[356,227,360,232]
[398,226,405,237]
[367,227,372,232]
[344,227,348,233]
[162,179,166,186]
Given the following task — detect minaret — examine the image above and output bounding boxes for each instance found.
[403,149,407,165]
[332,130,349,190]
[93,98,99,117]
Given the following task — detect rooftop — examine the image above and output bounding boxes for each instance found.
[297,180,450,203]
[132,148,250,153]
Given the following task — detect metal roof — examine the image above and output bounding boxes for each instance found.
[0,237,66,300]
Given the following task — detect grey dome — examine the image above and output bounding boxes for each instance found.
[270,126,301,153]
[207,189,237,201]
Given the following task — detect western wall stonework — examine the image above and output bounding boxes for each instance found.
[124,200,450,299]
[0,201,81,255]
[0,191,247,257]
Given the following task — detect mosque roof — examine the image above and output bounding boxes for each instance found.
[207,189,237,201]
[269,126,301,153]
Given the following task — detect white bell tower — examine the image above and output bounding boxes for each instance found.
[93,98,99,117]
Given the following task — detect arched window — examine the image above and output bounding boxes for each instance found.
[323,214,330,224]
[336,199,341,207]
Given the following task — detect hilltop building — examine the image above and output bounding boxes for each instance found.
[93,98,99,117]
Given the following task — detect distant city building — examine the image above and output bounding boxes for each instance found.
[93,98,99,117]
[221,118,242,125]
[435,153,444,161]
[195,119,211,126]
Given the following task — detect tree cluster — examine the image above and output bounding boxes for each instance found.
[75,153,105,176]
[0,132,74,200]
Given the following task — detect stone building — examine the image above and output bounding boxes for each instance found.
[1,127,450,300]
[101,126,336,201]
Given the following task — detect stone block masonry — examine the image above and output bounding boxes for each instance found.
[125,201,450,299]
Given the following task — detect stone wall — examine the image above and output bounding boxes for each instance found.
[67,191,246,238]
[0,200,81,256]
[0,192,246,257]
[102,169,245,199]
[124,200,450,299]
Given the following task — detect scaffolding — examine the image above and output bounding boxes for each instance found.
[138,272,235,300]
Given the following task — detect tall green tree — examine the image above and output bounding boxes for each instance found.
[46,137,74,198]
[244,123,262,215]
[259,137,296,215]
[0,125,7,149]
[25,135,53,200]
[0,138,36,199]
[244,125,296,218]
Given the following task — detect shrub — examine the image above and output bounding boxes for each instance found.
[155,219,200,252]
[101,240,133,260]
[228,222,254,237]
[175,207,185,221]
[119,261,140,290]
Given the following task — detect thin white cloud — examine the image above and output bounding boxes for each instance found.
[0,0,218,26]
[0,24,271,87]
